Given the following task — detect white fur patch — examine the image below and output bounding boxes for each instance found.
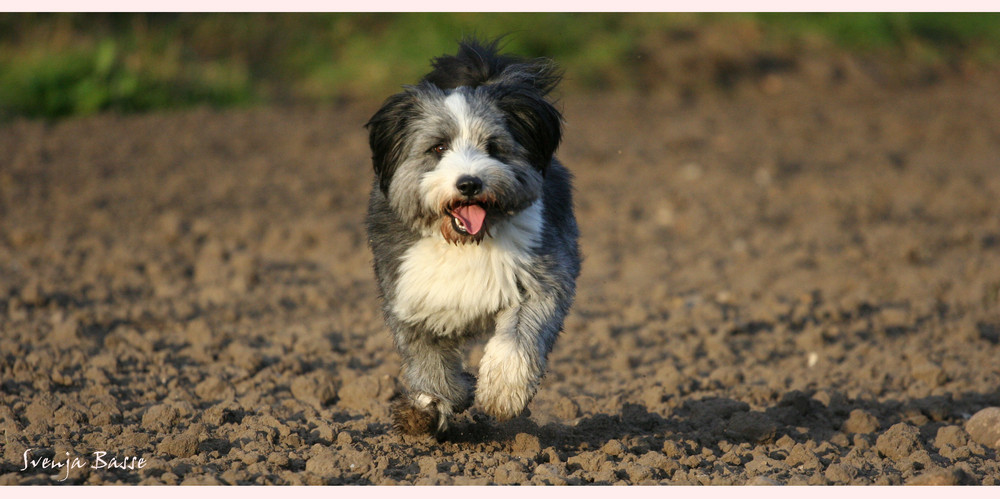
[392,201,544,336]
[444,92,470,122]
[415,393,435,409]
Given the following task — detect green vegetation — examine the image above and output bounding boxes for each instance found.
[2,13,998,120]
[748,13,1000,62]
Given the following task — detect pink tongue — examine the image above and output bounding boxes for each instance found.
[451,204,486,235]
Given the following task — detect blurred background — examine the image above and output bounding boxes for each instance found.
[2,12,1000,121]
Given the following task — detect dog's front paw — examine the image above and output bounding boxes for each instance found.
[476,380,535,421]
[476,338,541,421]
[391,393,451,435]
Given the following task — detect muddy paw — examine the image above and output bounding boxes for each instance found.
[391,398,439,435]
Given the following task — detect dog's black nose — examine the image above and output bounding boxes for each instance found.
[456,175,483,197]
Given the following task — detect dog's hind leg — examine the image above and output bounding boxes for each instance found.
[391,332,474,435]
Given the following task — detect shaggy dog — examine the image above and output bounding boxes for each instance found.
[365,38,581,436]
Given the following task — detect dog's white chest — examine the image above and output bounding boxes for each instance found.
[392,202,543,336]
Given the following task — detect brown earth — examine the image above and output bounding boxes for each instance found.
[2,47,1000,485]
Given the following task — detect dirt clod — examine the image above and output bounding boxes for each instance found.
[512,433,542,458]
[875,423,923,461]
[725,411,778,443]
[157,432,200,458]
[141,405,180,432]
[785,444,821,470]
[824,462,858,483]
[304,447,342,478]
[965,407,1000,450]
[494,461,528,484]
[601,439,626,457]
[934,425,969,449]
[905,466,963,485]
[842,409,880,434]
[747,476,780,485]
[290,371,339,408]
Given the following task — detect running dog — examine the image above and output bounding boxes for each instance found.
[365,38,581,436]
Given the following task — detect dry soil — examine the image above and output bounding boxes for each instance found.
[2,49,1000,485]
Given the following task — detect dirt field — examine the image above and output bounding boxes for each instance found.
[2,47,1000,485]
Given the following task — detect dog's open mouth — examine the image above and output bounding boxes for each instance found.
[449,203,486,236]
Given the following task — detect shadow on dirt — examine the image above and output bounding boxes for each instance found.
[441,388,1000,458]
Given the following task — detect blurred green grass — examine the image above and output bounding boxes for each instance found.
[1,13,999,120]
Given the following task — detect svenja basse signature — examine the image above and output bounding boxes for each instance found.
[20,448,147,482]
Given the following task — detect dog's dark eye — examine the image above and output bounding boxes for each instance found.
[486,139,501,158]
[429,143,449,156]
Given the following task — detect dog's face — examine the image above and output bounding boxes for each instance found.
[367,81,561,244]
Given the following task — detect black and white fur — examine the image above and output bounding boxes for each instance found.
[365,38,581,436]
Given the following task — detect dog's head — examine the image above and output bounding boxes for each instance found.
[366,39,563,244]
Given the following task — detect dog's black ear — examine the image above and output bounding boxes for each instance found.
[496,85,563,173]
[365,91,417,194]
